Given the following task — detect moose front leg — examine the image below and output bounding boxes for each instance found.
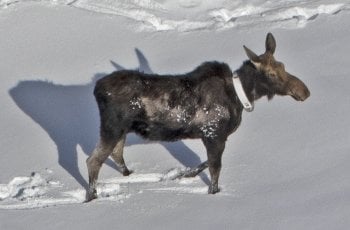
[203,138,225,194]
[181,161,208,178]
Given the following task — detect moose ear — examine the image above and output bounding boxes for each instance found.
[243,45,260,62]
[265,32,276,54]
[243,45,261,68]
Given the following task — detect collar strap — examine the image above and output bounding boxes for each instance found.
[232,71,254,112]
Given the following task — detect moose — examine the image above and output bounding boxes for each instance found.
[86,33,310,201]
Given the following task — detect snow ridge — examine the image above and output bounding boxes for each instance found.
[0,0,348,31]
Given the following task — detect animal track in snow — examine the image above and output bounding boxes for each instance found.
[0,169,208,209]
[0,172,87,209]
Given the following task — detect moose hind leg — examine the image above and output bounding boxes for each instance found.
[182,161,208,178]
[86,139,116,202]
[110,134,131,176]
[203,138,225,194]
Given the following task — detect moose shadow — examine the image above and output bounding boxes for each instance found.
[9,48,209,189]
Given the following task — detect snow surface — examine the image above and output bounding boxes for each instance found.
[0,0,350,229]
[1,0,349,31]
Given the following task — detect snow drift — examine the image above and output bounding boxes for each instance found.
[0,0,349,31]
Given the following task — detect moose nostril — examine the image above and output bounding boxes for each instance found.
[291,79,310,101]
[290,86,310,101]
[303,88,311,100]
[298,89,310,101]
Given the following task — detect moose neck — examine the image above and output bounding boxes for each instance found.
[235,61,274,103]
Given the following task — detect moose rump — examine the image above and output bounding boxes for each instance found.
[86,62,240,201]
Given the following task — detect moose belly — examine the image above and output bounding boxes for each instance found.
[130,120,197,141]
[130,106,231,141]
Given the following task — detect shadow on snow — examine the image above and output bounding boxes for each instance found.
[9,48,210,189]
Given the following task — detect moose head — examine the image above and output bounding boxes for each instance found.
[243,33,310,101]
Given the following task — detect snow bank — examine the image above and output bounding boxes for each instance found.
[1,0,349,31]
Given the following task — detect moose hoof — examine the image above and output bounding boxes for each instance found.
[208,185,220,194]
[122,169,133,176]
[85,189,97,202]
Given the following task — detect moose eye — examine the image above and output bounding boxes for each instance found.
[269,72,277,78]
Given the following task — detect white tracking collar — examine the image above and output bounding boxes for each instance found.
[232,71,254,112]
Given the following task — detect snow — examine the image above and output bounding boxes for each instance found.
[0,0,350,229]
[1,0,348,31]
[66,0,349,31]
